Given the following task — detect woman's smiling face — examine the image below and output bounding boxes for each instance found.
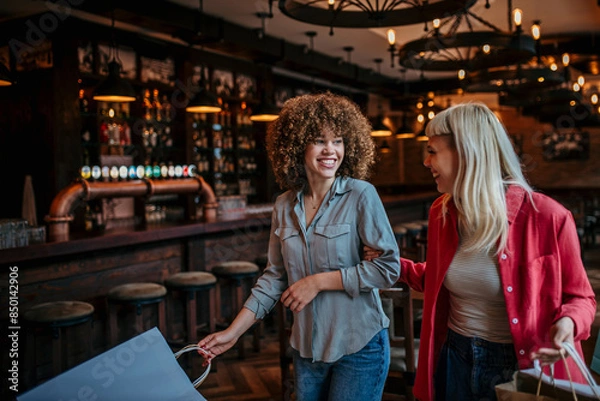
[423,135,459,194]
[304,129,344,182]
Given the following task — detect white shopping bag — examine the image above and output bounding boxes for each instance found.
[17,327,208,401]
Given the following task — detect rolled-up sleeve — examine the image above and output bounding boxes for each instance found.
[340,185,400,297]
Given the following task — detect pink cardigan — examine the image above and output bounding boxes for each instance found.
[400,186,596,401]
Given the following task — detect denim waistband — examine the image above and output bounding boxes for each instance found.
[446,328,515,361]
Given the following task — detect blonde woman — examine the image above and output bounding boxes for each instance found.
[398,102,596,401]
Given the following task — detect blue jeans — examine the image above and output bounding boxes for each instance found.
[435,329,518,401]
[293,329,390,401]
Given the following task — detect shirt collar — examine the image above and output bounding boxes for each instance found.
[505,185,526,224]
[294,176,353,205]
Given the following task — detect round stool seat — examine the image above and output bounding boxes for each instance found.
[212,261,260,279]
[165,272,217,290]
[402,222,424,234]
[108,282,167,303]
[392,225,408,235]
[24,301,94,326]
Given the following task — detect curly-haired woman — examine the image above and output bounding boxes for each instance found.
[198,92,400,401]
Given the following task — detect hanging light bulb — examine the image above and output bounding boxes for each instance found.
[458,69,466,80]
[513,8,523,31]
[531,22,541,41]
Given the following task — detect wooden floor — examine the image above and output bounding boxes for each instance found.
[192,324,286,401]
[191,244,600,401]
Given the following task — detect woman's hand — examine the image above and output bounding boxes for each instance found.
[529,317,575,366]
[281,275,320,313]
[197,329,240,365]
[363,245,383,261]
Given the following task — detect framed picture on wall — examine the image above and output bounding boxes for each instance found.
[275,86,293,107]
[192,64,210,89]
[99,44,137,80]
[77,41,94,74]
[235,73,256,99]
[15,39,52,71]
[140,56,174,85]
[212,69,234,97]
[542,130,589,161]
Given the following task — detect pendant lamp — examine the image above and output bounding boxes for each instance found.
[92,12,136,102]
[395,112,415,139]
[0,62,14,86]
[250,98,279,122]
[186,65,221,113]
[371,115,392,137]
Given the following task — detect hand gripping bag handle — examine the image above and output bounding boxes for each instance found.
[174,344,212,388]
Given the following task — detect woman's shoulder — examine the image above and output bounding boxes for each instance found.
[274,189,297,206]
[529,191,571,215]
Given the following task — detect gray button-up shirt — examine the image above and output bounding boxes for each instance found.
[244,176,400,363]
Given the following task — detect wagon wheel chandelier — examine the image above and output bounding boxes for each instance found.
[278,0,477,36]
[392,0,536,73]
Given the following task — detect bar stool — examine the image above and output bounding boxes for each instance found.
[24,301,94,386]
[164,271,217,344]
[107,282,167,346]
[401,222,425,261]
[212,260,260,359]
[392,224,408,249]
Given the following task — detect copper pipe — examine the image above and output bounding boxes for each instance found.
[45,177,218,242]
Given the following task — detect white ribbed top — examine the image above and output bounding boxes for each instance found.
[444,241,512,343]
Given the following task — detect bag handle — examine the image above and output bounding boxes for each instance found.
[533,343,600,400]
[534,353,579,400]
[174,344,212,388]
[561,342,600,399]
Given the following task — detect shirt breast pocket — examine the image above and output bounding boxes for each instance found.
[313,224,351,270]
[274,227,302,269]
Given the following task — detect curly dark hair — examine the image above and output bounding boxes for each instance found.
[266,92,376,191]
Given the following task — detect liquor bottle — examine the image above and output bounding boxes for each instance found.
[152,89,162,122]
[161,94,172,122]
[79,89,89,113]
[143,89,153,120]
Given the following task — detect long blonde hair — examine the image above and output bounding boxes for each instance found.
[426,102,533,254]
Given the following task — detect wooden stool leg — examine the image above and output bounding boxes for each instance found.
[234,280,245,359]
[51,327,62,376]
[87,319,93,360]
[135,304,144,335]
[158,300,167,337]
[215,282,223,325]
[109,303,119,345]
[208,287,216,333]
[186,292,197,343]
